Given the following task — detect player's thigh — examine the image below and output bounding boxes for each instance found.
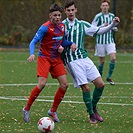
[57,74,68,84]
[37,77,47,89]
[50,60,66,79]
[66,59,88,87]
[37,57,50,78]
[57,74,68,89]
[86,63,101,82]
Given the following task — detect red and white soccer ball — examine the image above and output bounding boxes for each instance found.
[37,117,55,133]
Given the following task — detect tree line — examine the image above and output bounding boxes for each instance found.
[0,0,132,49]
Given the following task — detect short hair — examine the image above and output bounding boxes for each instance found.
[64,0,77,9]
[49,3,63,13]
[101,0,110,5]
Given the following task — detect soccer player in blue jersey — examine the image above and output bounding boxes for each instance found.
[48,0,120,124]
[92,0,118,85]
[22,3,76,123]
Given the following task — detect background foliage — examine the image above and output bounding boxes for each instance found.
[0,0,133,49]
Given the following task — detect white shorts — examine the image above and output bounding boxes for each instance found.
[95,43,116,57]
[66,57,101,88]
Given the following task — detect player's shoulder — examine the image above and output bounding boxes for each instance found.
[62,19,70,25]
[39,21,50,32]
[95,12,103,18]
[62,19,66,23]
[80,20,91,25]
[108,12,115,17]
[43,21,51,27]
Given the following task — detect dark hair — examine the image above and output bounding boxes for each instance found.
[64,0,76,9]
[101,0,110,5]
[49,3,63,13]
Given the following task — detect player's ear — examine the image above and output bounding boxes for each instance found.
[100,5,102,9]
[75,8,77,13]
[49,13,52,18]
[64,9,66,14]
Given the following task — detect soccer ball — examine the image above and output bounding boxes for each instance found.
[37,117,55,133]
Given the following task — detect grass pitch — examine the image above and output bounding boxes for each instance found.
[0,50,132,133]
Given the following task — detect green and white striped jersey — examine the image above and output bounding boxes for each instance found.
[62,18,99,64]
[92,12,115,44]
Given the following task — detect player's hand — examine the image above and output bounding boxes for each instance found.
[71,44,77,52]
[113,17,120,23]
[104,23,108,26]
[112,27,118,32]
[27,54,35,62]
[58,45,64,53]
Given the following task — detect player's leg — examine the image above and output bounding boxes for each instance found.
[106,43,116,85]
[92,76,104,122]
[80,84,97,124]
[22,56,49,122]
[48,74,68,122]
[95,44,106,76]
[86,61,104,122]
[98,57,105,76]
[67,58,97,124]
[48,60,68,122]
[23,77,47,122]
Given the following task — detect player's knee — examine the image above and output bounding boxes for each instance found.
[38,83,46,90]
[100,61,104,65]
[97,82,104,88]
[111,56,116,63]
[60,82,68,90]
[82,87,90,92]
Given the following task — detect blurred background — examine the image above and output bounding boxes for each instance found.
[0,0,132,49]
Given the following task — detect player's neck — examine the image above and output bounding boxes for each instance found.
[102,11,108,14]
[68,18,75,22]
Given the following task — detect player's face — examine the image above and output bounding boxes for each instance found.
[100,2,110,14]
[64,5,77,21]
[49,11,62,25]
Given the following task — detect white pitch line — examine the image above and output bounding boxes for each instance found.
[0,96,132,99]
[0,96,132,106]
[0,82,133,87]
[0,60,132,63]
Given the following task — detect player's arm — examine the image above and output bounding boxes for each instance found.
[97,17,120,35]
[62,37,76,52]
[92,16,106,28]
[27,25,47,62]
[112,27,118,32]
[84,17,120,37]
[111,15,118,32]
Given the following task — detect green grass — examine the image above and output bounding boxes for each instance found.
[0,50,133,133]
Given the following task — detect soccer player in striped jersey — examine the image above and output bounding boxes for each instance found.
[92,0,118,85]
[22,3,76,123]
[48,0,119,124]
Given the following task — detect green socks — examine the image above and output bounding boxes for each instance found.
[92,87,104,107]
[98,63,104,76]
[107,61,115,78]
[82,92,93,114]
[98,61,115,78]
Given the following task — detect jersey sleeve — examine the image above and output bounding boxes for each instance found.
[97,22,117,34]
[82,20,100,37]
[29,25,47,55]
[61,36,73,47]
